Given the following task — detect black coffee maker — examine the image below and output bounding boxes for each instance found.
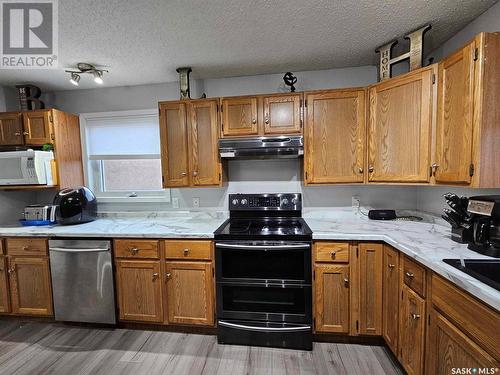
[466,195,500,258]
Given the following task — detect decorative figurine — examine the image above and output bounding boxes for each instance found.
[16,84,44,110]
[283,72,297,92]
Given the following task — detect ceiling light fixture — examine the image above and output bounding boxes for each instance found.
[65,63,108,87]
[69,72,80,86]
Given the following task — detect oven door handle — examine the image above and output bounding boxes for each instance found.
[218,320,311,332]
[216,243,310,250]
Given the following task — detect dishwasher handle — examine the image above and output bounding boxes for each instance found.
[49,247,110,253]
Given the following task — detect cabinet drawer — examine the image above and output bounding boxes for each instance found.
[403,256,426,297]
[114,239,160,259]
[431,274,500,360]
[165,240,212,260]
[7,238,47,256]
[314,242,349,263]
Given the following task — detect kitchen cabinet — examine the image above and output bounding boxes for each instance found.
[0,256,10,313]
[263,93,302,134]
[22,110,53,145]
[8,256,53,316]
[0,112,23,146]
[304,89,366,184]
[399,285,425,375]
[356,243,383,335]
[382,245,399,355]
[165,261,214,326]
[434,32,500,187]
[115,259,163,322]
[221,96,259,136]
[368,66,436,183]
[159,99,221,188]
[314,264,350,333]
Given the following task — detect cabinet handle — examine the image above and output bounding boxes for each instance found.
[193,171,198,177]
[330,251,337,259]
[411,313,421,320]
[15,132,21,136]
[129,247,139,255]
[388,264,395,269]
[252,119,257,124]
[368,166,374,173]
[183,248,189,256]
[7,266,15,274]
[22,245,29,251]
[181,172,187,176]
[165,273,172,280]
[23,131,29,136]
[405,271,414,278]
[358,167,364,174]
[343,277,349,285]
[152,272,159,281]
[264,115,269,124]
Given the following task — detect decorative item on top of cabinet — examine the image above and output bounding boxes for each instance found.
[158,99,222,188]
[304,89,366,184]
[382,245,400,355]
[434,32,500,187]
[368,65,436,184]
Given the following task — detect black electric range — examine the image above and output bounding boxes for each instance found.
[214,193,313,350]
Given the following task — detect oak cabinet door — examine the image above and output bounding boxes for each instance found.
[426,308,497,375]
[165,261,214,326]
[314,264,350,333]
[358,243,383,335]
[8,257,52,316]
[221,97,258,136]
[263,94,302,134]
[435,41,475,184]
[305,89,366,184]
[0,257,10,313]
[115,260,163,322]
[0,112,23,146]
[188,100,221,186]
[400,285,425,375]
[159,102,190,187]
[382,245,399,354]
[22,110,53,145]
[368,68,434,182]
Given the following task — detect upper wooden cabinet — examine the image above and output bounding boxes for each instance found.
[22,110,53,145]
[220,93,303,137]
[221,96,259,136]
[368,66,436,183]
[304,89,366,184]
[0,112,23,146]
[263,93,302,134]
[434,32,500,187]
[159,99,221,188]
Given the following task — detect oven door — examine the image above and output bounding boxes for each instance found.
[216,282,312,324]
[215,241,311,284]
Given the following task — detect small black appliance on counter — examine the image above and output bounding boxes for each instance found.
[442,192,473,244]
[466,195,500,258]
[53,187,97,225]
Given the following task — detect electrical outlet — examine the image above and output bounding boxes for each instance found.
[192,197,200,208]
[352,196,360,208]
[172,197,179,209]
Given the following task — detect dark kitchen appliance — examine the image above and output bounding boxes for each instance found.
[442,193,473,244]
[368,209,397,220]
[219,136,303,159]
[214,193,313,350]
[53,187,97,225]
[465,195,500,258]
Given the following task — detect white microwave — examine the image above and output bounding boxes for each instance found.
[0,150,55,186]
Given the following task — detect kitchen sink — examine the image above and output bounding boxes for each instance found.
[443,259,500,291]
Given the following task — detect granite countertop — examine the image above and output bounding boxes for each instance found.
[0,207,498,311]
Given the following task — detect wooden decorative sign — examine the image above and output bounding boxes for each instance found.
[376,25,431,80]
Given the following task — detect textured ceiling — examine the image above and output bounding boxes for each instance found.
[0,0,496,91]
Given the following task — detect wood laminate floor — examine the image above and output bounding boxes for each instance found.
[0,321,404,375]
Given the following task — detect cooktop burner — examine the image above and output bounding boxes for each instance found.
[216,218,310,237]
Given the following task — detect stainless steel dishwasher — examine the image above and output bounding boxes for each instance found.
[49,239,116,324]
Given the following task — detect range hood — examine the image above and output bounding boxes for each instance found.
[219,136,304,159]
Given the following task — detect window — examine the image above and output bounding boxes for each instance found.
[80,109,170,202]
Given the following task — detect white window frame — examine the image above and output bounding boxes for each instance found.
[79,109,170,203]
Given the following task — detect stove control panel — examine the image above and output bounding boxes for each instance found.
[229,193,302,211]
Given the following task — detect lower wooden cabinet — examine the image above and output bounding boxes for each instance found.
[426,308,498,375]
[115,260,163,322]
[0,256,10,313]
[399,285,425,375]
[165,261,214,326]
[314,264,350,333]
[382,245,400,354]
[8,256,53,316]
